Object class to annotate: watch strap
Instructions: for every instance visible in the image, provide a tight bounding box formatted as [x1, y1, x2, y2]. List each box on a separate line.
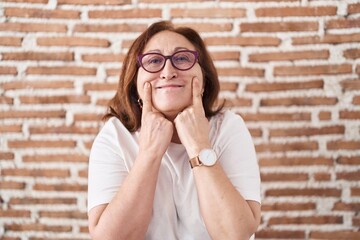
[189, 156, 202, 168]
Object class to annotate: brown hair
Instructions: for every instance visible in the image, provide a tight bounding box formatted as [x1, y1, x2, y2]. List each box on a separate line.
[104, 21, 223, 132]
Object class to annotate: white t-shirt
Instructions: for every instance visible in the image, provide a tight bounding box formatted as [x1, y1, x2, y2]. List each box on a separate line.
[88, 110, 261, 240]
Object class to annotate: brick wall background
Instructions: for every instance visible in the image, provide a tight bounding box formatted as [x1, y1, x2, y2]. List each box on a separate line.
[0, 0, 359, 239]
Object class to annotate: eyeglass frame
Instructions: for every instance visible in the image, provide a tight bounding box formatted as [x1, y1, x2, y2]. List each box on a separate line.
[137, 50, 199, 73]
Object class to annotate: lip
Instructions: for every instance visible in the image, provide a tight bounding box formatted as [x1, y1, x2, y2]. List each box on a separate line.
[155, 84, 184, 89]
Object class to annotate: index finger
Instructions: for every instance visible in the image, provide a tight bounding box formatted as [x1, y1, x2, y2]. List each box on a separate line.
[192, 77, 203, 108]
[142, 82, 152, 116]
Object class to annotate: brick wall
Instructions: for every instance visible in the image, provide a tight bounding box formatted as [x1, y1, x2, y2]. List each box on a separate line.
[0, 0, 359, 239]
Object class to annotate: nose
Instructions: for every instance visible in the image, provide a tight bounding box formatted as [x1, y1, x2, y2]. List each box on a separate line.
[160, 58, 177, 80]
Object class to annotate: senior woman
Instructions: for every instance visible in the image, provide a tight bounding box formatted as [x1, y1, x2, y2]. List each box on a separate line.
[87, 21, 261, 240]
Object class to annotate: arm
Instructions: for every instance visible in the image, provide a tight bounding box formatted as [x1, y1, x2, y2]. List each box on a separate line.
[88, 82, 173, 240]
[174, 78, 261, 239]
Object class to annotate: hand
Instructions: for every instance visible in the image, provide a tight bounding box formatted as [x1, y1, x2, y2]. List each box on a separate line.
[138, 82, 173, 160]
[174, 77, 211, 158]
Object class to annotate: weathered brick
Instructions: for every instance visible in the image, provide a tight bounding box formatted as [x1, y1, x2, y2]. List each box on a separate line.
[37, 37, 110, 47]
[171, 7, 246, 18]
[218, 67, 264, 77]
[222, 97, 252, 107]
[58, 0, 131, 5]
[1, 80, 74, 90]
[26, 66, 96, 75]
[4, 7, 80, 19]
[260, 97, 338, 106]
[292, 33, 360, 45]
[336, 170, 360, 181]
[2, 51, 74, 61]
[314, 172, 332, 181]
[337, 156, 360, 165]
[249, 50, 329, 62]
[326, 18, 360, 29]
[241, 21, 318, 32]
[1, 168, 70, 178]
[0, 209, 31, 218]
[33, 183, 87, 192]
[339, 110, 360, 119]
[3, 0, 47, 2]
[74, 23, 147, 33]
[210, 51, 240, 61]
[327, 140, 360, 150]
[0, 36, 22, 46]
[22, 154, 88, 163]
[269, 125, 345, 137]
[343, 48, 360, 59]
[0, 181, 26, 190]
[82, 53, 124, 63]
[261, 202, 316, 211]
[9, 197, 77, 205]
[353, 96, 360, 105]
[0, 124, 22, 133]
[341, 78, 360, 90]
[0, 110, 66, 119]
[265, 188, 341, 197]
[0, 22, 67, 32]
[259, 157, 333, 167]
[333, 202, 360, 212]
[220, 82, 238, 91]
[256, 141, 318, 152]
[348, 3, 360, 14]
[309, 231, 360, 239]
[0, 96, 14, 104]
[4, 223, 72, 232]
[175, 23, 233, 32]
[205, 36, 281, 46]
[19, 95, 91, 104]
[7, 140, 76, 148]
[0, 152, 15, 160]
[29, 125, 99, 134]
[261, 173, 308, 182]
[256, 6, 337, 17]
[89, 9, 161, 18]
[274, 64, 352, 76]
[318, 111, 332, 120]
[245, 79, 323, 92]
[256, 229, 305, 239]
[269, 216, 342, 225]
[242, 112, 311, 122]
[0, 66, 17, 75]
[39, 210, 87, 219]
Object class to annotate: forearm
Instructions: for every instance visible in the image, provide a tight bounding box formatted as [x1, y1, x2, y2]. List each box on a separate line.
[90, 154, 162, 240]
[193, 163, 260, 240]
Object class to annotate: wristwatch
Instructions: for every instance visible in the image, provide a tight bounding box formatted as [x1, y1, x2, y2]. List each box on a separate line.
[189, 148, 217, 168]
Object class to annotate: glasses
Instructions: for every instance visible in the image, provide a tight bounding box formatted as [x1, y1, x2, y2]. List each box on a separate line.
[138, 50, 199, 73]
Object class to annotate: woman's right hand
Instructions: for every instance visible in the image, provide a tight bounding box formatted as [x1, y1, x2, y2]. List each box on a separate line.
[138, 82, 173, 160]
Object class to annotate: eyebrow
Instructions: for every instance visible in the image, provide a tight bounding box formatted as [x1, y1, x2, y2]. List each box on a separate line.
[144, 47, 190, 54]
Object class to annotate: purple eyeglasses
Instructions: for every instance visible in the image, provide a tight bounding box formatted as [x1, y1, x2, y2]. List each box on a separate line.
[137, 50, 199, 73]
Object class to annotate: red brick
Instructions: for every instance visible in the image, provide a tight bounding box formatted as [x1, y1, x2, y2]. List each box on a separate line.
[218, 67, 264, 77]
[341, 79, 360, 90]
[344, 48, 360, 59]
[293, 33, 360, 45]
[82, 53, 124, 63]
[0, 124, 22, 133]
[73, 113, 103, 121]
[261, 173, 308, 182]
[175, 23, 233, 33]
[333, 202, 360, 212]
[337, 156, 360, 165]
[326, 18, 360, 29]
[259, 157, 333, 167]
[5, 223, 72, 232]
[9, 197, 77, 205]
[256, 229, 305, 239]
[0, 66, 17, 75]
[269, 125, 345, 137]
[222, 97, 252, 107]
[246, 79, 323, 92]
[340, 110, 360, 119]
[348, 3, 360, 14]
[3, 0, 47, 2]
[26, 66, 96, 76]
[241, 21, 318, 32]
[0, 36, 22, 46]
[1, 168, 70, 178]
[33, 183, 87, 192]
[29, 125, 99, 134]
[19, 95, 91, 104]
[0, 152, 15, 160]
[274, 64, 352, 76]
[269, 216, 342, 225]
[265, 188, 341, 197]
[7, 140, 76, 148]
[4, 7, 80, 19]
[260, 97, 337, 106]
[0, 181, 26, 190]
[337, 170, 360, 181]
[58, 0, 130, 5]
[310, 230, 360, 239]
[1, 80, 74, 90]
[0, 110, 66, 119]
[210, 51, 240, 61]
[171, 7, 246, 18]
[205, 36, 281, 46]
[0, 22, 67, 32]
[0, 96, 14, 104]
[37, 37, 110, 47]
[352, 188, 360, 196]
[78, 168, 88, 178]
[23, 154, 88, 163]
[74, 23, 147, 33]
[314, 172, 332, 181]
[327, 140, 360, 150]
[89, 9, 161, 18]
[0, 209, 31, 218]
[353, 216, 360, 227]
[2, 51, 73, 61]
[256, 141, 318, 152]
[249, 50, 329, 62]
[39, 210, 87, 219]
[106, 68, 121, 76]
[256, 6, 337, 17]
[219, 82, 238, 91]
[261, 202, 316, 211]
[318, 111, 332, 120]
[353, 96, 360, 105]
[242, 112, 311, 122]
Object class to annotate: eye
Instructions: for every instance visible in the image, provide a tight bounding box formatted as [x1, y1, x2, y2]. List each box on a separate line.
[143, 54, 164, 66]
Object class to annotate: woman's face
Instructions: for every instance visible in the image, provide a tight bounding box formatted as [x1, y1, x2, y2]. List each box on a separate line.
[136, 30, 204, 119]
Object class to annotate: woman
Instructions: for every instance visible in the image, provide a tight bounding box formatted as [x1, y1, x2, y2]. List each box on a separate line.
[88, 21, 261, 240]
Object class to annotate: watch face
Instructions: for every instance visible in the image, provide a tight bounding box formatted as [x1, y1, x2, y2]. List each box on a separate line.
[199, 149, 217, 166]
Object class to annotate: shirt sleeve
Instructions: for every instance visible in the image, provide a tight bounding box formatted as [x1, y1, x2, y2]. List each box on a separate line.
[213, 111, 261, 204]
[87, 118, 129, 212]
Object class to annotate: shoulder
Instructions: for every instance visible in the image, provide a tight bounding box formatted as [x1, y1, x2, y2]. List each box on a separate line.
[210, 110, 246, 130]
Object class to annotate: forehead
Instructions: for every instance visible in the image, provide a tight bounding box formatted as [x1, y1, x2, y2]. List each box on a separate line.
[143, 30, 196, 53]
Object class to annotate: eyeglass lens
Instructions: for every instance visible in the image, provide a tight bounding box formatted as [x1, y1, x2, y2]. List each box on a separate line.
[140, 51, 197, 73]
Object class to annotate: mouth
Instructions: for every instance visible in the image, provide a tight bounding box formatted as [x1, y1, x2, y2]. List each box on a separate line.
[155, 84, 184, 89]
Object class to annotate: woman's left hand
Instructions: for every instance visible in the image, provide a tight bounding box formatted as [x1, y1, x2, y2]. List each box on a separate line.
[174, 77, 211, 158]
